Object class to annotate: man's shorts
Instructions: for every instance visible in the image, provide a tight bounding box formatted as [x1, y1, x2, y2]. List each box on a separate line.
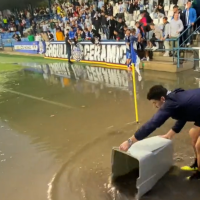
[126, 51, 131, 59]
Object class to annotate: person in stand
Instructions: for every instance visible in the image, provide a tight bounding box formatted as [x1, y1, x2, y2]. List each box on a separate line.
[91, 29, 101, 45]
[114, 18, 125, 40]
[12, 32, 21, 41]
[183, 1, 197, 46]
[92, 12, 101, 33]
[56, 28, 65, 41]
[108, 15, 116, 39]
[65, 29, 72, 63]
[127, 1, 134, 22]
[107, 3, 113, 16]
[161, 17, 171, 57]
[47, 31, 54, 41]
[101, 12, 109, 39]
[120, 85, 200, 180]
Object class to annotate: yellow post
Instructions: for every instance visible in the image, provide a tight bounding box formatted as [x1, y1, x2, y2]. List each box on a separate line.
[132, 63, 139, 123]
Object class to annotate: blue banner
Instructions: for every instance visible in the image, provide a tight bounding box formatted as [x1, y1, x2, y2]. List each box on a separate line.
[14, 41, 39, 54]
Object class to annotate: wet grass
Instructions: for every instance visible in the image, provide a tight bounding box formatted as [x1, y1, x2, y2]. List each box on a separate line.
[0, 63, 24, 72]
[0, 54, 66, 64]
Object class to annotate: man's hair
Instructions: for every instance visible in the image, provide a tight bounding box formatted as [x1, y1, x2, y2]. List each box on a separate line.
[150, 23, 155, 26]
[173, 5, 178, 9]
[163, 17, 168, 21]
[147, 85, 168, 100]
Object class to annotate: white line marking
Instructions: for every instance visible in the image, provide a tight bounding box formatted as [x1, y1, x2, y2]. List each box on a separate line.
[2, 89, 76, 109]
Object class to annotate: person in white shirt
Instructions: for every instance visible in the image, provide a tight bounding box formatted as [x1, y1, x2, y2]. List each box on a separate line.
[98, 0, 104, 10]
[169, 13, 184, 55]
[84, 15, 92, 29]
[162, 17, 171, 57]
[118, 1, 124, 19]
[42, 23, 49, 32]
[35, 33, 42, 41]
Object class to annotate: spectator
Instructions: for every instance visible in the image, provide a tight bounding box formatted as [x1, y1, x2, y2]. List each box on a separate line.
[92, 12, 101, 33]
[161, 17, 170, 57]
[12, 32, 21, 41]
[173, 5, 185, 23]
[101, 12, 109, 39]
[84, 28, 92, 40]
[35, 33, 42, 41]
[169, 13, 184, 54]
[42, 22, 48, 33]
[118, 1, 125, 19]
[108, 15, 116, 39]
[98, 0, 104, 10]
[107, 3, 113, 16]
[47, 31, 54, 41]
[149, 23, 163, 51]
[114, 18, 125, 40]
[28, 31, 35, 41]
[91, 29, 101, 45]
[183, 1, 197, 46]
[56, 28, 65, 41]
[85, 15, 92, 29]
[65, 29, 72, 63]
[32, 20, 37, 35]
[156, 4, 165, 15]
[153, 8, 165, 19]
[69, 27, 75, 39]
[50, 20, 56, 30]
[127, 1, 134, 21]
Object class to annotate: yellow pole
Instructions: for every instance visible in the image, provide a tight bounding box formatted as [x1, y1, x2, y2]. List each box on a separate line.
[132, 63, 139, 123]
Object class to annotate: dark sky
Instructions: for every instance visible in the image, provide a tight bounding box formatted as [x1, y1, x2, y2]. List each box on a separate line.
[0, 0, 46, 10]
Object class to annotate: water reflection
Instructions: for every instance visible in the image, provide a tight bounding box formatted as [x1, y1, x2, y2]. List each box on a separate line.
[0, 62, 200, 200]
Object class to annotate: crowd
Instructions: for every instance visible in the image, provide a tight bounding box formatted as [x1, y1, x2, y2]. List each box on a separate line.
[0, 0, 200, 61]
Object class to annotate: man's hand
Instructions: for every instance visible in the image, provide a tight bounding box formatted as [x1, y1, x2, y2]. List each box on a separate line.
[161, 37, 165, 41]
[191, 23, 194, 26]
[119, 141, 130, 152]
[119, 136, 138, 151]
[160, 129, 176, 140]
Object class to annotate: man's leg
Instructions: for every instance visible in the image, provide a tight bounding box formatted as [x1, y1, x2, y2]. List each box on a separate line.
[181, 127, 199, 171]
[195, 136, 200, 171]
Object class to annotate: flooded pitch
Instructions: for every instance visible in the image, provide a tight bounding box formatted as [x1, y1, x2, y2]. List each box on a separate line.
[0, 60, 200, 200]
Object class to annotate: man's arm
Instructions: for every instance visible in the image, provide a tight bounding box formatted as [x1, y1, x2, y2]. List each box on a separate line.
[192, 8, 197, 23]
[134, 108, 171, 141]
[172, 120, 187, 133]
[178, 20, 184, 32]
[120, 108, 172, 151]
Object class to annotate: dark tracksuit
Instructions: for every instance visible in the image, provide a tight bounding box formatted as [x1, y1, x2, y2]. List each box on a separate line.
[135, 88, 200, 140]
[65, 34, 71, 62]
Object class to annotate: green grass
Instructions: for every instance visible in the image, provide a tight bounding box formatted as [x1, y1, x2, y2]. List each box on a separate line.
[0, 63, 24, 72]
[0, 53, 66, 64]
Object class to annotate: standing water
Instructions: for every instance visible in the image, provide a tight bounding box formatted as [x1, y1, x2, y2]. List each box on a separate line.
[0, 59, 200, 200]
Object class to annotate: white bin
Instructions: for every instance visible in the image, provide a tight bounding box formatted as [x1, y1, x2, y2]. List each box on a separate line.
[111, 136, 173, 199]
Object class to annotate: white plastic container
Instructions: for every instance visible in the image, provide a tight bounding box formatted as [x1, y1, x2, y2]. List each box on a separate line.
[111, 136, 173, 199]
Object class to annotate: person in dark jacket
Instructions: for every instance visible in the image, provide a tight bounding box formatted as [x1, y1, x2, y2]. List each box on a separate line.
[101, 12, 109, 39]
[91, 29, 101, 45]
[92, 12, 101, 33]
[107, 3, 113, 16]
[65, 29, 72, 63]
[127, 1, 134, 21]
[108, 15, 116, 39]
[120, 85, 200, 180]
[114, 18, 125, 40]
